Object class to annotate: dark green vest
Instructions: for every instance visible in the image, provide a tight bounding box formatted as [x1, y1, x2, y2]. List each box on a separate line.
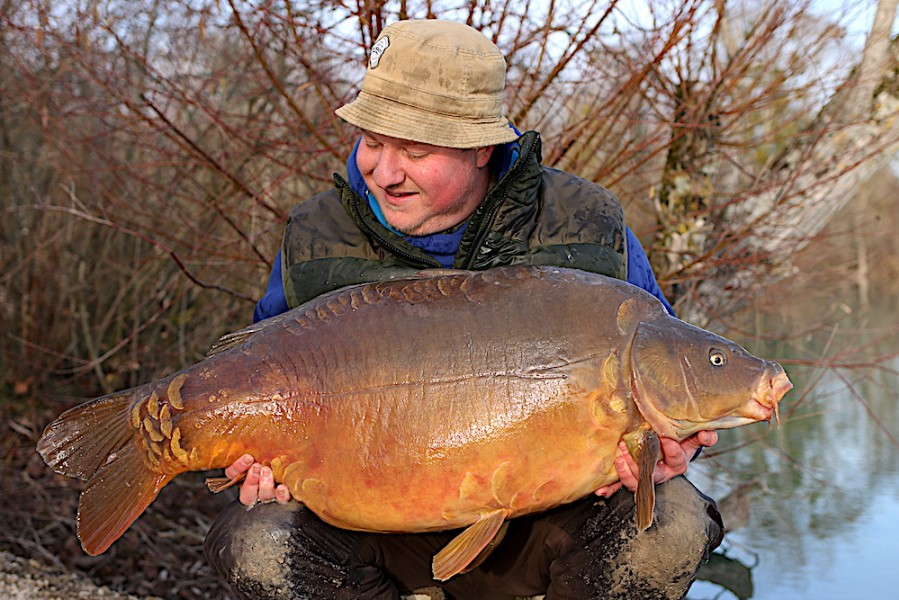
[281, 131, 627, 308]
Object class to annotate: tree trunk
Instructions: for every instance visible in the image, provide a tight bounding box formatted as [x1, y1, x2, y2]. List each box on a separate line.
[679, 1, 899, 325]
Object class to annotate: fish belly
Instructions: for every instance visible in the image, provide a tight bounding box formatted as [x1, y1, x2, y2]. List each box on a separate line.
[272, 381, 629, 533]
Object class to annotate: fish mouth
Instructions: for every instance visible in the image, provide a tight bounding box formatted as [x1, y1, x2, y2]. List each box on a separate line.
[748, 368, 793, 426]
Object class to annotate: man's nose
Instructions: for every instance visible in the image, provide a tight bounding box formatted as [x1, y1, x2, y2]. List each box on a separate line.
[372, 147, 405, 188]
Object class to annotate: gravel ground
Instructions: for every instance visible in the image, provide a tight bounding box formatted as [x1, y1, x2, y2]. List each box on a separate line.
[0, 551, 154, 600]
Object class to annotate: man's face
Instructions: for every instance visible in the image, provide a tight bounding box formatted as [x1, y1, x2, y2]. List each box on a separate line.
[356, 131, 495, 236]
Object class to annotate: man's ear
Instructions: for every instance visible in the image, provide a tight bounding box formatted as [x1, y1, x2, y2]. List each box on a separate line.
[476, 145, 496, 168]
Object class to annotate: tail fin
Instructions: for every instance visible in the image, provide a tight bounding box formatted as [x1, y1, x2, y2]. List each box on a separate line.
[38, 391, 137, 480]
[77, 440, 172, 555]
[37, 390, 173, 555]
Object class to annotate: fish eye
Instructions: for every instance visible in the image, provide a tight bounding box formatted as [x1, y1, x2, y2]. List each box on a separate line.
[709, 349, 727, 367]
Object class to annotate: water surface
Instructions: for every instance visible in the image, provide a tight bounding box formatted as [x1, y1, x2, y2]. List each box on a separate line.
[688, 296, 899, 599]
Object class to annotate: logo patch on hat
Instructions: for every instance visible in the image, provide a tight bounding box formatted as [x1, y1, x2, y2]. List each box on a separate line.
[369, 37, 390, 70]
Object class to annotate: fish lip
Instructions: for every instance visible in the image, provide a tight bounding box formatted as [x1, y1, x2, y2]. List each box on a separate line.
[772, 370, 794, 401]
[750, 398, 774, 421]
[750, 369, 792, 425]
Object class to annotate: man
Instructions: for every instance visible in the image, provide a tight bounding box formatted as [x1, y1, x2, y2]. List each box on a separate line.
[205, 19, 722, 600]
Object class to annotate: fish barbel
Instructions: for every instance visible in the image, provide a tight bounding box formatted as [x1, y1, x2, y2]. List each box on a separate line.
[37, 265, 791, 580]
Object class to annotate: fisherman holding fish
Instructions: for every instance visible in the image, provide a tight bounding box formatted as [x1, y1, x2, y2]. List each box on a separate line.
[39, 16, 792, 599]
[205, 19, 724, 600]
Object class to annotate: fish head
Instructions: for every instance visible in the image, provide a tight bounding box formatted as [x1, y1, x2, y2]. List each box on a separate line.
[629, 316, 792, 440]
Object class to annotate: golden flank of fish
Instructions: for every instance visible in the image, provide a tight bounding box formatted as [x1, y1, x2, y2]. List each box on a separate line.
[37, 266, 792, 581]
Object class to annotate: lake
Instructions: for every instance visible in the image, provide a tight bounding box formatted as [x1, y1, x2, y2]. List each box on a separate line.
[687, 293, 899, 600]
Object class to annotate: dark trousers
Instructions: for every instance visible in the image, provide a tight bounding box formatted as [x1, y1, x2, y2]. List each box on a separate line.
[205, 477, 722, 600]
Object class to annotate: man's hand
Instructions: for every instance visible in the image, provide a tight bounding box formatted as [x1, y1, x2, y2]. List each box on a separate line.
[594, 430, 718, 497]
[226, 454, 291, 506]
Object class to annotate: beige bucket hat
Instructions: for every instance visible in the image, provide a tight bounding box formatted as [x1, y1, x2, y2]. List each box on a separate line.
[335, 19, 519, 149]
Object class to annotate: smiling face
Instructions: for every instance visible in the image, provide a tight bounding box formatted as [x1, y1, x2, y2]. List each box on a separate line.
[356, 131, 495, 236]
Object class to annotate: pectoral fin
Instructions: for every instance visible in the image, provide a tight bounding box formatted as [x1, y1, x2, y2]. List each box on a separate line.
[623, 425, 661, 532]
[205, 472, 246, 493]
[432, 509, 508, 581]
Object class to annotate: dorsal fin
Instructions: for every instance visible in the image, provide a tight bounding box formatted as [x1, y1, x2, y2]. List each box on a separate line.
[206, 270, 474, 358]
[412, 268, 472, 278]
[205, 313, 291, 357]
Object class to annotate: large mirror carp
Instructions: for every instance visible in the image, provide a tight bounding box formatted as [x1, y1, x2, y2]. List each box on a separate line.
[38, 265, 791, 580]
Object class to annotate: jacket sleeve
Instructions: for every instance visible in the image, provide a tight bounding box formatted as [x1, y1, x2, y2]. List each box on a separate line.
[624, 227, 675, 316]
[253, 250, 290, 323]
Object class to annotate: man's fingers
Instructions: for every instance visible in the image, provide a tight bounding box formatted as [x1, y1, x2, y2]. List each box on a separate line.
[225, 454, 255, 480]
[595, 481, 624, 497]
[662, 437, 688, 467]
[651, 440, 684, 483]
[275, 484, 291, 504]
[257, 466, 277, 502]
[612, 432, 719, 492]
[614, 450, 639, 492]
[238, 463, 262, 506]
[681, 430, 719, 456]
[236, 463, 290, 506]
[681, 436, 702, 457]
[699, 430, 718, 447]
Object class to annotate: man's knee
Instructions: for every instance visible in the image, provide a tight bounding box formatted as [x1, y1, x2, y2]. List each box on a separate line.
[652, 476, 724, 555]
[205, 500, 401, 599]
[548, 477, 722, 600]
[598, 477, 722, 598]
[205, 500, 302, 599]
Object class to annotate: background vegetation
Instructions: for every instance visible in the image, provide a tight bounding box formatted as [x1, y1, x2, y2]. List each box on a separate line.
[1, 0, 897, 597]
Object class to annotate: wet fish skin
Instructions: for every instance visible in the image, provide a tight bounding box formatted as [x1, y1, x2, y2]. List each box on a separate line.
[36, 265, 791, 580]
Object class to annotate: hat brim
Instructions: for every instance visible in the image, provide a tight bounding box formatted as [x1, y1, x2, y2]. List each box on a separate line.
[336, 91, 519, 149]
